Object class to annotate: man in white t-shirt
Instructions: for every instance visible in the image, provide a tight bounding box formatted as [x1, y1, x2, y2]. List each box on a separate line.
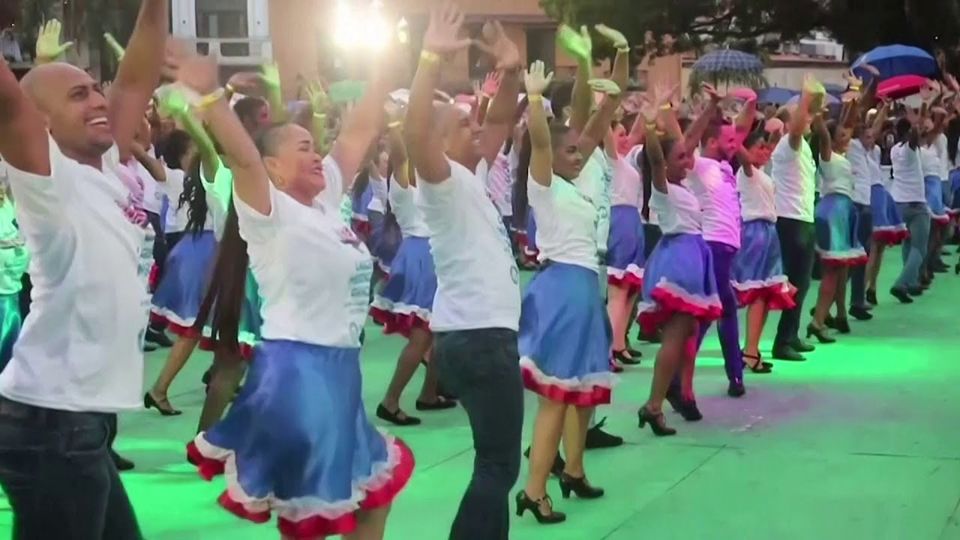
[0, 3, 167, 537]
[405, 11, 524, 540]
[770, 85, 823, 361]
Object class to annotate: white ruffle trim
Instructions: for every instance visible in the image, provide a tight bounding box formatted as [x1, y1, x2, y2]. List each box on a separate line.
[637, 278, 721, 314]
[816, 246, 867, 261]
[606, 264, 644, 280]
[193, 428, 402, 522]
[352, 213, 369, 222]
[369, 296, 431, 322]
[731, 275, 791, 292]
[873, 224, 907, 232]
[519, 357, 618, 391]
[150, 306, 197, 329]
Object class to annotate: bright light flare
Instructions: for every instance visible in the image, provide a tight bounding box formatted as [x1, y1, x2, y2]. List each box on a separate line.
[332, 0, 396, 51]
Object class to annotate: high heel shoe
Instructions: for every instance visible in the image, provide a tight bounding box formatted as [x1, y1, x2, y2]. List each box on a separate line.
[144, 392, 182, 416]
[515, 491, 566, 524]
[559, 473, 604, 499]
[806, 323, 836, 344]
[865, 289, 878, 306]
[825, 316, 851, 334]
[665, 386, 702, 421]
[613, 349, 641, 366]
[742, 351, 772, 374]
[637, 406, 677, 436]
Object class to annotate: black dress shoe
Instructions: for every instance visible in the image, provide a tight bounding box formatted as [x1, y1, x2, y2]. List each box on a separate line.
[907, 286, 924, 297]
[665, 386, 702, 421]
[375, 404, 421, 426]
[142, 342, 158, 353]
[788, 339, 815, 353]
[890, 287, 914, 303]
[727, 379, 745, 398]
[826, 316, 851, 334]
[415, 397, 457, 411]
[771, 345, 806, 362]
[524, 446, 566, 477]
[848, 306, 873, 321]
[111, 450, 135, 472]
[866, 289, 878, 305]
[584, 417, 623, 449]
[806, 323, 836, 344]
[637, 406, 677, 436]
[145, 327, 174, 348]
[559, 473, 604, 499]
[515, 491, 566, 524]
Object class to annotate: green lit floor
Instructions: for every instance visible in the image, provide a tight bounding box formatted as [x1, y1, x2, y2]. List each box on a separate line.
[3, 251, 960, 539]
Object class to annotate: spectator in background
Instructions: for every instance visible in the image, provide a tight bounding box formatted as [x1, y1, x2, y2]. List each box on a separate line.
[0, 27, 22, 64]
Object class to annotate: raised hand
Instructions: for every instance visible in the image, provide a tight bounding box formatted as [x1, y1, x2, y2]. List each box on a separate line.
[803, 73, 826, 96]
[36, 19, 74, 62]
[920, 79, 940, 103]
[557, 24, 592, 64]
[261, 62, 281, 90]
[177, 52, 220, 96]
[155, 85, 190, 118]
[844, 70, 864, 89]
[226, 72, 263, 95]
[104, 33, 125, 61]
[945, 73, 960, 93]
[701, 82, 723, 103]
[423, 2, 471, 56]
[474, 21, 521, 71]
[481, 71, 502, 97]
[594, 24, 628, 51]
[304, 81, 331, 115]
[652, 82, 679, 110]
[523, 60, 554, 97]
[589, 78, 621, 97]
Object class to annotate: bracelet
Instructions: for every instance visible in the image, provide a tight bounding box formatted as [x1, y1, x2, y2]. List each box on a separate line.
[225, 83, 236, 94]
[313, 112, 327, 119]
[850, 85, 861, 92]
[528, 94, 543, 103]
[387, 120, 402, 129]
[645, 121, 657, 129]
[197, 88, 226, 110]
[659, 103, 672, 111]
[616, 46, 630, 53]
[420, 50, 441, 65]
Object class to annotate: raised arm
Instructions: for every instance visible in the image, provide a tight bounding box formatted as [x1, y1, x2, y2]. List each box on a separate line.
[812, 112, 832, 162]
[405, 3, 472, 183]
[524, 61, 554, 187]
[109, 0, 169, 159]
[177, 53, 270, 214]
[684, 84, 721, 153]
[475, 21, 523, 165]
[789, 75, 824, 151]
[385, 103, 409, 188]
[735, 144, 755, 178]
[132, 141, 167, 182]
[156, 86, 220, 181]
[557, 25, 593, 132]
[0, 59, 49, 174]
[34, 20, 74, 65]
[303, 81, 332, 154]
[578, 80, 622, 158]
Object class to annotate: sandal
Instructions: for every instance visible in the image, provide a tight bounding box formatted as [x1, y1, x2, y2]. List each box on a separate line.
[376, 404, 422, 426]
[415, 396, 458, 411]
[742, 351, 772, 374]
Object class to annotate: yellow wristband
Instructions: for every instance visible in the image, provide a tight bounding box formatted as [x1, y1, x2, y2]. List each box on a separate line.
[645, 121, 657, 129]
[528, 94, 543, 103]
[850, 85, 861, 92]
[197, 88, 226, 110]
[420, 50, 441, 65]
[388, 121, 402, 129]
[225, 83, 236, 94]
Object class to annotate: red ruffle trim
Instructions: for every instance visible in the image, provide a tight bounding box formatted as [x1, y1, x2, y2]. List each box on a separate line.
[607, 273, 643, 293]
[369, 306, 430, 339]
[150, 314, 254, 360]
[637, 287, 723, 336]
[198, 336, 254, 361]
[734, 283, 797, 311]
[148, 263, 160, 292]
[872, 228, 909, 246]
[932, 214, 952, 225]
[516, 233, 539, 266]
[820, 254, 869, 268]
[520, 366, 612, 407]
[188, 439, 415, 539]
[351, 219, 371, 241]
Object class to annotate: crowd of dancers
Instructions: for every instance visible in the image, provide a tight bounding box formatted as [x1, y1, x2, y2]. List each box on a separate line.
[0, 1, 959, 539]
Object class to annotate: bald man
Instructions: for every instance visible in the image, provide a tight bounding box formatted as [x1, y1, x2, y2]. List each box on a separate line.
[0, 2, 167, 538]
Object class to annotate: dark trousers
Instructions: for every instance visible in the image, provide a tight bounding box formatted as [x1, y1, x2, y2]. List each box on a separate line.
[0, 397, 142, 539]
[775, 217, 816, 347]
[643, 223, 662, 259]
[18, 274, 31, 319]
[849, 204, 873, 308]
[434, 328, 523, 540]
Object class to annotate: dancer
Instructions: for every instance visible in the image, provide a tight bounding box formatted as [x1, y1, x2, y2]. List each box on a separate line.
[370, 110, 454, 426]
[0, 1, 166, 535]
[178, 40, 412, 538]
[0, 176, 28, 372]
[635, 91, 722, 436]
[733, 129, 795, 373]
[921, 112, 951, 283]
[406, 5, 524, 539]
[890, 100, 933, 303]
[770, 77, 825, 361]
[515, 60, 617, 525]
[808, 102, 869, 342]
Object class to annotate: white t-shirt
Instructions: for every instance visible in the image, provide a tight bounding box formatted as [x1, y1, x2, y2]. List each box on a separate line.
[485, 149, 513, 217]
[138, 162, 164, 214]
[610, 148, 643, 207]
[771, 136, 816, 222]
[367, 174, 388, 214]
[417, 159, 520, 332]
[1, 137, 146, 412]
[389, 178, 429, 238]
[737, 166, 776, 223]
[685, 156, 740, 248]
[201, 158, 233, 240]
[236, 156, 372, 348]
[650, 183, 702, 235]
[890, 143, 927, 203]
[846, 139, 873, 205]
[819, 153, 856, 198]
[161, 168, 190, 233]
[577, 149, 612, 252]
[528, 176, 599, 272]
[936, 133, 950, 180]
[920, 144, 942, 179]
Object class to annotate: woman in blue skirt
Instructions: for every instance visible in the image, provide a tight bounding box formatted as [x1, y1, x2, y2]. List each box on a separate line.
[515, 61, 616, 525]
[809, 111, 868, 342]
[370, 123, 454, 426]
[635, 98, 722, 437]
[920, 135, 950, 282]
[732, 131, 795, 373]
[179, 53, 411, 539]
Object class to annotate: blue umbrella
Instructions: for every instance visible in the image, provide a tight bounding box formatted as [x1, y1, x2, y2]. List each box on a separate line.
[689, 49, 766, 90]
[757, 87, 797, 105]
[852, 44, 937, 81]
[786, 93, 840, 106]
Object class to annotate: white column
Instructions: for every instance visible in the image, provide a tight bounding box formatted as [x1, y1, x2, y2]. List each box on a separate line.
[171, 0, 197, 38]
[248, 0, 271, 59]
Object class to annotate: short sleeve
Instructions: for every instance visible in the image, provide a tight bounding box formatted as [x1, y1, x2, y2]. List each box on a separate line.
[526, 177, 555, 213]
[314, 156, 345, 210]
[160, 168, 185, 199]
[4, 136, 72, 237]
[201, 157, 234, 210]
[234, 180, 281, 245]
[416, 162, 460, 210]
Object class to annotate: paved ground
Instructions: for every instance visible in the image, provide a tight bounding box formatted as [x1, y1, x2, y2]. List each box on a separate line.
[2, 250, 959, 539]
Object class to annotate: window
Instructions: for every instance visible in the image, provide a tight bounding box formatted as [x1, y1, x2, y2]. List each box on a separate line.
[526, 28, 556, 72]
[196, 0, 249, 56]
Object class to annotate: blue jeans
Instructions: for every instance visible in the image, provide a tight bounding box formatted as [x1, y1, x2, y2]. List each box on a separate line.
[894, 202, 931, 290]
[849, 204, 873, 307]
[434, 328, 523, 540]
[0, 397, 142, 539]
